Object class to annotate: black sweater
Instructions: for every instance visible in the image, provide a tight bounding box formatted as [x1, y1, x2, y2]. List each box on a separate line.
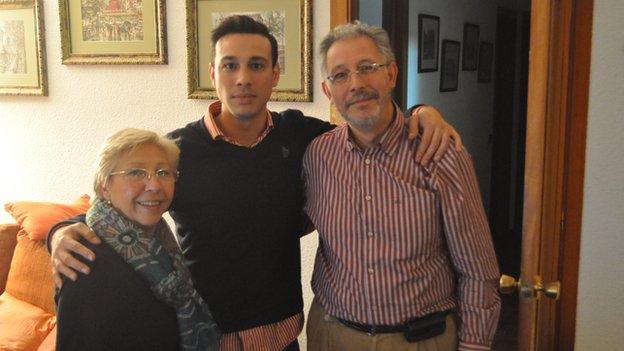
[55, 239, 180, 351]
[167, 110, 332, 332]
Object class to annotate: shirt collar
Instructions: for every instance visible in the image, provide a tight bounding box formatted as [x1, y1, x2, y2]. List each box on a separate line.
[203, 101, 274, 146]
[343, 102, 405, 156]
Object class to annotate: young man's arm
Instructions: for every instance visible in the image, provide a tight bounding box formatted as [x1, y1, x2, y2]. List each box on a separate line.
[300, 105, 462, 166]
[46, 216, 100, 288]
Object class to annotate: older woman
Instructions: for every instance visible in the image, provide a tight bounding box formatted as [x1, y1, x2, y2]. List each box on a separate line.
[55, 128, 220, 351]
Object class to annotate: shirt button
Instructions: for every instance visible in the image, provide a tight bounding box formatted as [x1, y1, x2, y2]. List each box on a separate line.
[365, 158, 371, 165]
[368, 268, 374, 274]
[367, 232, 374, 238]
[365, 195, 372, 201]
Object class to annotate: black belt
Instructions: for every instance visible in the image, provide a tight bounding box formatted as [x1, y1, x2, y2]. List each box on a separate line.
[336, 310, 451, 337]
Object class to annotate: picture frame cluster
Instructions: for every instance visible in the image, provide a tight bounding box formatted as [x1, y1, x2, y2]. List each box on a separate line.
[0, 0, 312, 101]
[417, 13, 494, 92]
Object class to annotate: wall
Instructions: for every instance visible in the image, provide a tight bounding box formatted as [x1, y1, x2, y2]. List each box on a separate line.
[575, 1, 624, 349]
[0, 0, 331, 348]
[404, 0, 529, 209]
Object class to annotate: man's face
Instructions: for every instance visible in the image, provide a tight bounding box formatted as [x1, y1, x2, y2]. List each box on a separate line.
[210, 33, 280, 121]
[322, 36, 397, 129]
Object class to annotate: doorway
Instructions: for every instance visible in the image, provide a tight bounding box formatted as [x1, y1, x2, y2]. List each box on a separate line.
[357, 1, 531, 347]
[331, 0, 592, 349]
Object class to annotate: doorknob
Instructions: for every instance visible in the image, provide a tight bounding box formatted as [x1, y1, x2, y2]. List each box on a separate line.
[499, 274, 561, 300]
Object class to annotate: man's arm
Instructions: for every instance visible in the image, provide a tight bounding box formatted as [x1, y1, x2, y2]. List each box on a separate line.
[408, 105, 462, 165]
[298, 104, 462, 165]
[432, 147, 501, 351]
[46, 216, 100, 288]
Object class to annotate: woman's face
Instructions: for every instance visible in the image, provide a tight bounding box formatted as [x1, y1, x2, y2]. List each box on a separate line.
[102, 143, 176, 234]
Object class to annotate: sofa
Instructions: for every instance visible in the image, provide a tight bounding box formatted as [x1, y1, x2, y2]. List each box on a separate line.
[0, 195, 90, 351]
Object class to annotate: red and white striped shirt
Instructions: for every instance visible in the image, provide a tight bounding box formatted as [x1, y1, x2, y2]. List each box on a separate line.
[303, 106, 500, 350]
[204, 101, 302, 351]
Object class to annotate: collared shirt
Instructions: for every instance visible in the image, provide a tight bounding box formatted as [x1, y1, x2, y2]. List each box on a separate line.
[204, 101, 274, 148]
[204, 100, 302, 351]
[303, 105, 501, 350]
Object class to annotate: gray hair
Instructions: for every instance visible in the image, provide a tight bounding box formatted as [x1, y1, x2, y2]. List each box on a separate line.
[92, 128, 180, 199]
[319, 21, 396, 75]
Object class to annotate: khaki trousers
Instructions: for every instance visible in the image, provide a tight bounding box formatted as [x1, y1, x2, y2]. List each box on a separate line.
[306, 298, 458, 351]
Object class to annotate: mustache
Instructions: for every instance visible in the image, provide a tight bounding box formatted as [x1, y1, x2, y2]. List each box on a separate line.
[347, 89, 380, 107]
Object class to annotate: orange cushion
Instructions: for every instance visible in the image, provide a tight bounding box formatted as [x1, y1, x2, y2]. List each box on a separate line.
[0, 224, 19, 294]
[4, 232, 56, 314]
[4, 195, 90, 241]
[35, 325, 55, 351]
[0, 292, 56, 351]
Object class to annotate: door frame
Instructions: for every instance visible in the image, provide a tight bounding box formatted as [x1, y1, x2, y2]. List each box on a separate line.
[329, 1, 592, 349]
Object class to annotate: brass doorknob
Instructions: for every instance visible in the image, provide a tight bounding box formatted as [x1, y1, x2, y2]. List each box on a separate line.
[535, 278, 561, 300]
[499, 274, 520, 294]
[499, 274, 561, 300]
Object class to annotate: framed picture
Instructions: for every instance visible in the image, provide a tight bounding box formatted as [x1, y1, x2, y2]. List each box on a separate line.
[478, 41, 494, 83]
[440, 40, 460, 92]
[462, 23, 479, 71]
[417, 14, 439, 73]
[58, 0, 167, 64]
[186, 0, 312, 102]
[0, 0, 47, 96]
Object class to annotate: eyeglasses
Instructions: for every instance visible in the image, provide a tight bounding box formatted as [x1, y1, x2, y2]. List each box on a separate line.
[325, 63, 390, 84]
[109, 168, 179, 183]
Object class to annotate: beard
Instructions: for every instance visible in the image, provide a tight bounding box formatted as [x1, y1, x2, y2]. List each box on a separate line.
[342, 89, 382, 129]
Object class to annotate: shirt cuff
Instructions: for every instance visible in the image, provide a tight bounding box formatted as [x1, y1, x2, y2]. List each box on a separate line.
[458, 341, 492, 351]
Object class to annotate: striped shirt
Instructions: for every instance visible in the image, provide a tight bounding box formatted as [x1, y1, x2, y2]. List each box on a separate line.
[302, 106, 501, 350]
[205, 101, 303, 351]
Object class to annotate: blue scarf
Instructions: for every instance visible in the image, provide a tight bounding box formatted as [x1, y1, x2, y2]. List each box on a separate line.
[86, 197, 221, 350]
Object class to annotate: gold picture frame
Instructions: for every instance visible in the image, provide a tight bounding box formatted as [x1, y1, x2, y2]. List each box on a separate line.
[59, 0, 167, 65]
[0, 0, 48, 96]
[186, 0, 312, 102]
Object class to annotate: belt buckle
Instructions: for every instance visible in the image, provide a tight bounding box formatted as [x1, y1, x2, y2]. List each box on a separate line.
[367, 325, 376, 336]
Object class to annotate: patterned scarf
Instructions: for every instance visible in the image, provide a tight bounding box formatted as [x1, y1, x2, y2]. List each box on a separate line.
[86, 197, 221, 350]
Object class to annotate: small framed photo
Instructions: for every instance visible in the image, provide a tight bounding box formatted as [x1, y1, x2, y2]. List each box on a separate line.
[440, 40, 460, 92]
[462, 23, 479, 71]
[417, 14, 439, 73]
[58, 0, 167, 65]
[0, 0, 47, 96]
[186, 0, 312, 102]
[478, 41, 494, 83]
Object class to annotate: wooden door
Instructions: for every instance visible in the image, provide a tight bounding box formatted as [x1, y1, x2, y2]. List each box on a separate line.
[329, 0, 593, 349]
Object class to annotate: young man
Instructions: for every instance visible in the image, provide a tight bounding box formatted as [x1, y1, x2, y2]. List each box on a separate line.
[48, 16, 460, 351]
[304, 22, 500, 351]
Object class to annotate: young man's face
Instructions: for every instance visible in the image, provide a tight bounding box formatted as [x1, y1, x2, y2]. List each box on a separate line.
[210, 33, 280, 121]
[322, 36, 397, 130]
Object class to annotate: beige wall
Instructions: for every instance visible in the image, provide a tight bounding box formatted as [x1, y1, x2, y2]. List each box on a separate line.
[575, 1, 624, 350]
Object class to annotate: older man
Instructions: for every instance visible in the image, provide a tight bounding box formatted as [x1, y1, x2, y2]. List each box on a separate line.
[304, 22, 500, 351]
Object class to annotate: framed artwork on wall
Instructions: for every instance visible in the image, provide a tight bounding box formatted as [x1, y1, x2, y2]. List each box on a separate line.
[58, 0, 167, 64]
[440, 40, 460, 92]
[417, 14, 439, 73]
[478, 41, 494, 83]
[0, 0, 47, 96]
[462, 22, 479, 71]
[186, 0, 312, 102]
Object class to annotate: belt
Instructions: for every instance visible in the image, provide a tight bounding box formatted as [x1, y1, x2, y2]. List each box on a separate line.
[336, 310, 451, 336]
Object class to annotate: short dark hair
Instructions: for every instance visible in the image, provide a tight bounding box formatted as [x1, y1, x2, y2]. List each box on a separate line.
[211, 15, 279, 67]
